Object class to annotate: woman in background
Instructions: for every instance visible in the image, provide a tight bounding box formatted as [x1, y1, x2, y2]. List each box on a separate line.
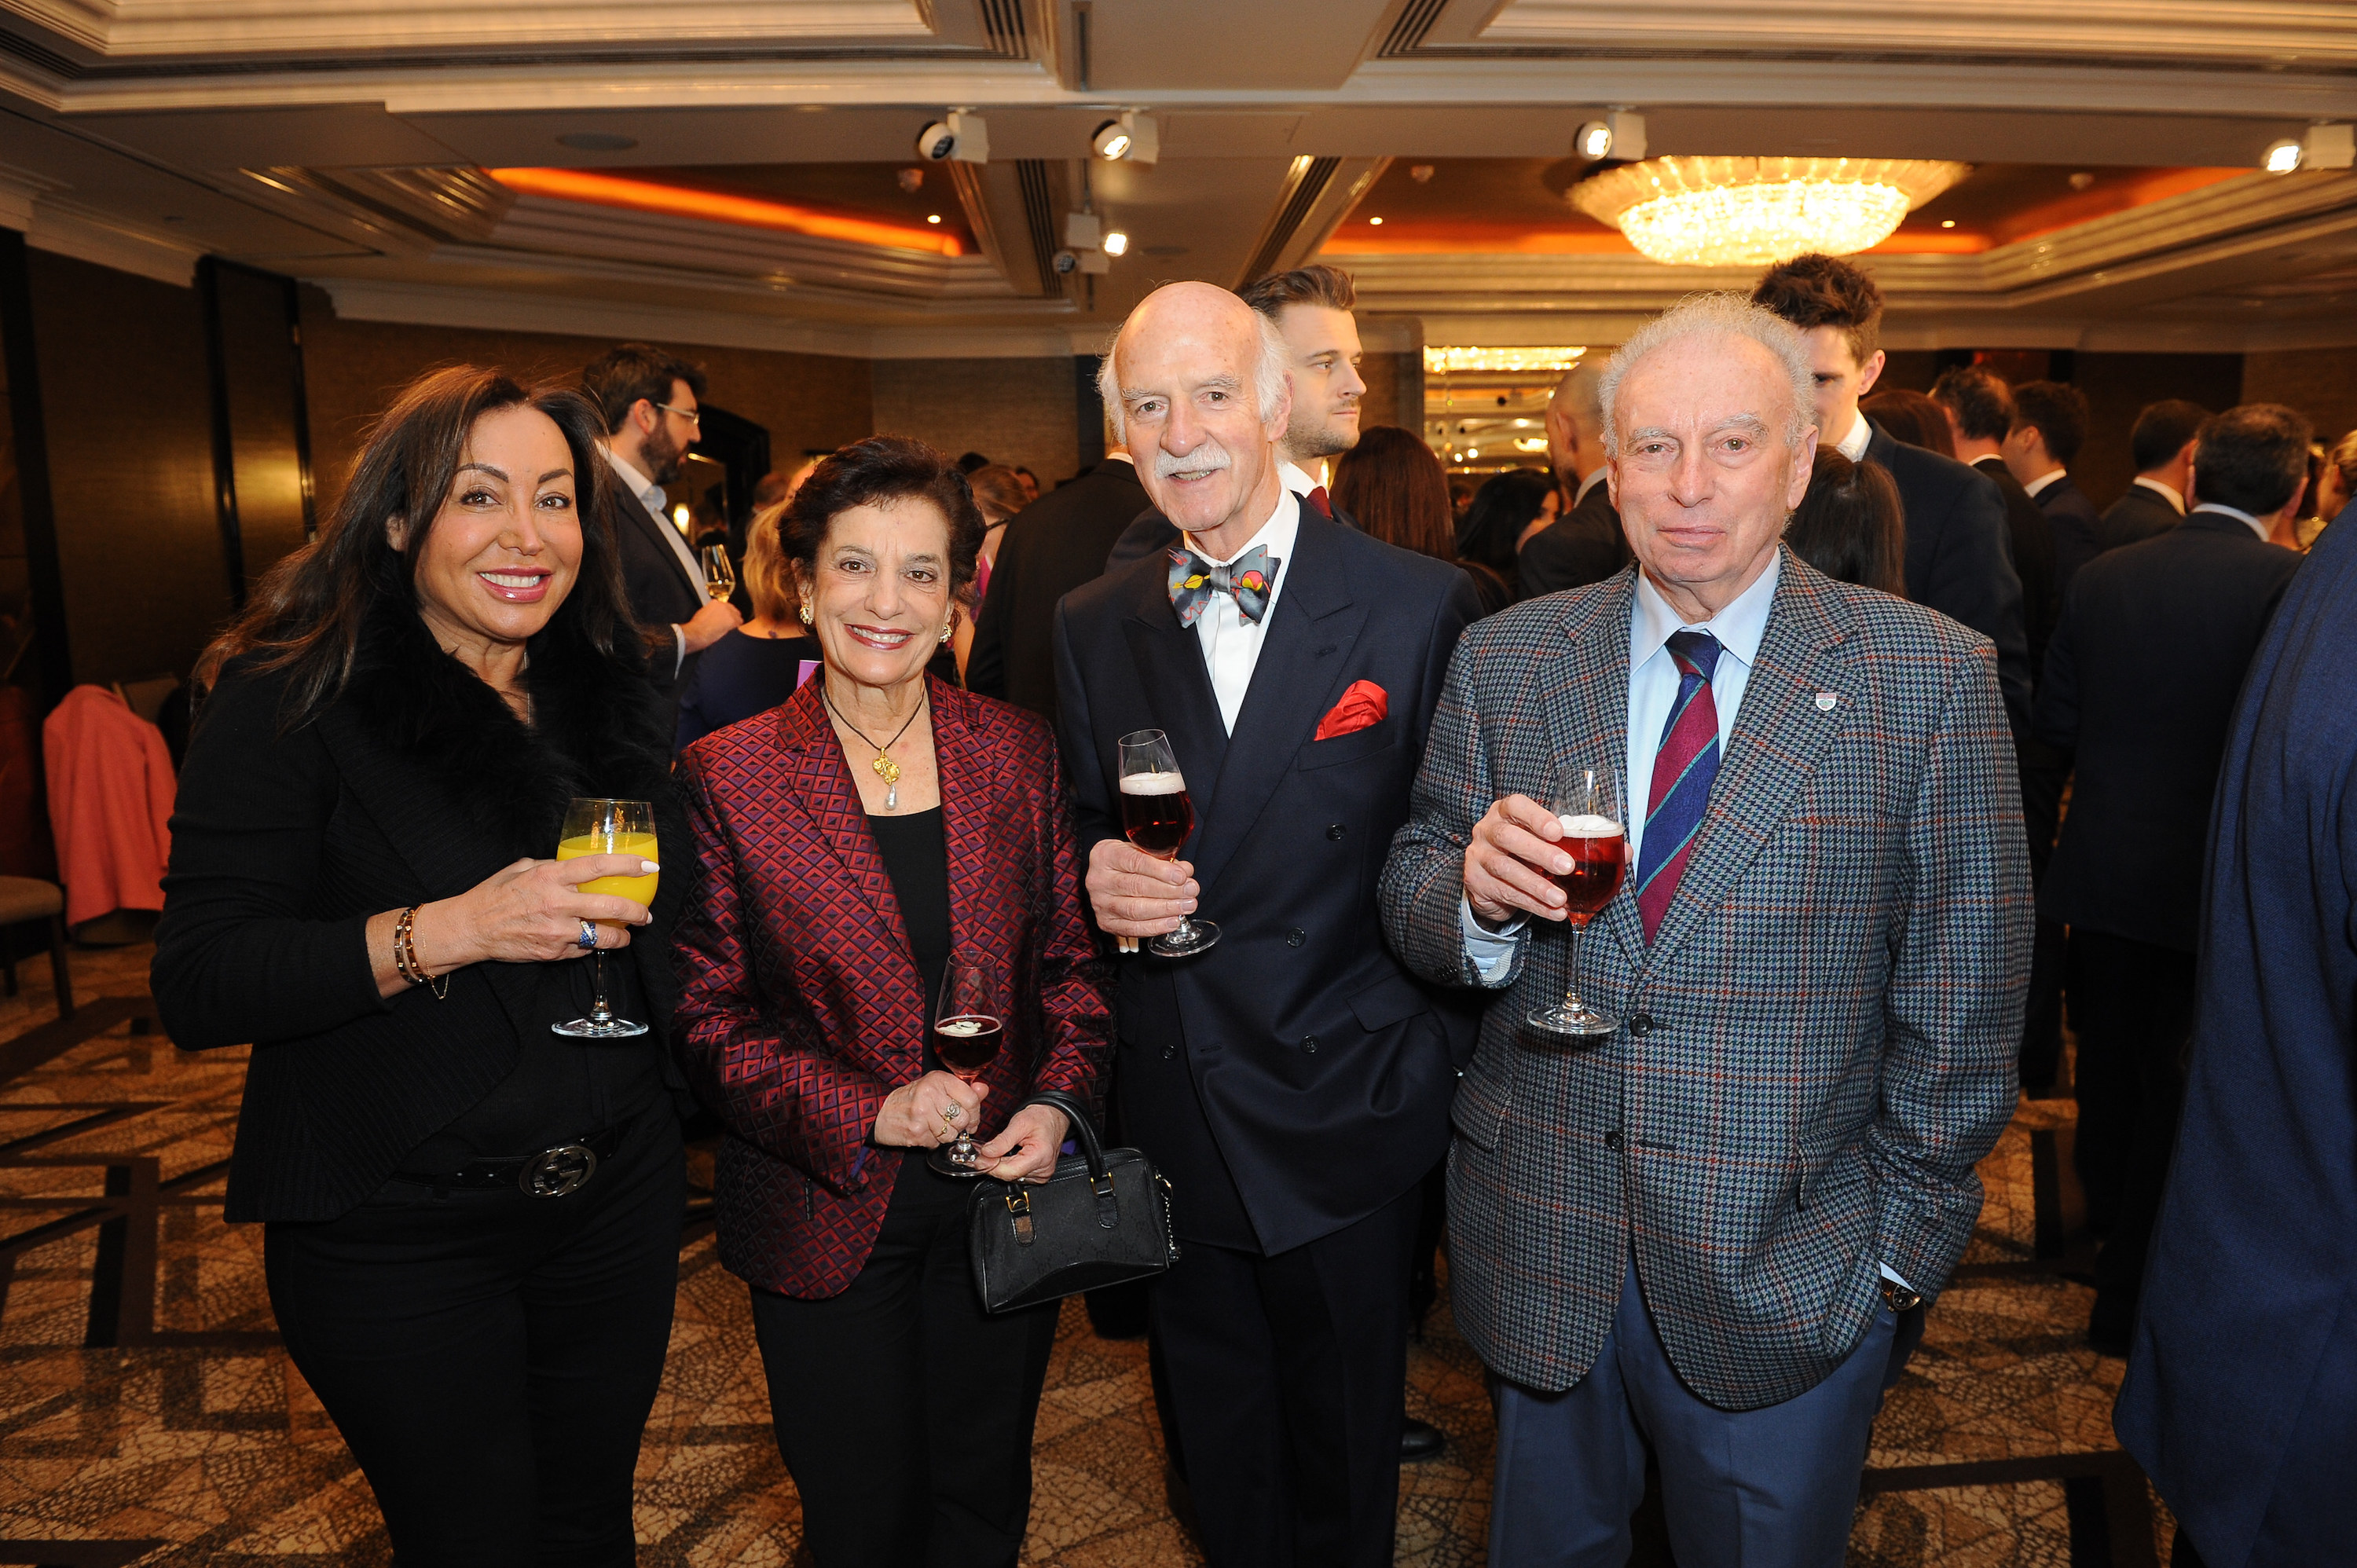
[675, 497, 823, 751]
[1332, 425, 1511, 616]
[1787, 448, 1908, 595]
[1861, 387, 1958, 459]
[1454, 467, 1556, 603]
[954, 463, 1030, 679]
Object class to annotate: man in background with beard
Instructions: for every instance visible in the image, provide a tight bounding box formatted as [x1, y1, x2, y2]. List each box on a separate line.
[581, 343, 742, 728]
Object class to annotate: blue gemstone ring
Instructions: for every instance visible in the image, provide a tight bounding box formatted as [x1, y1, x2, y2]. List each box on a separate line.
[577, 920, 598, 951]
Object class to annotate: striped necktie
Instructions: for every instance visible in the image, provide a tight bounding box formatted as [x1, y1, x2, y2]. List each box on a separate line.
[1634, 629, 1723, 942]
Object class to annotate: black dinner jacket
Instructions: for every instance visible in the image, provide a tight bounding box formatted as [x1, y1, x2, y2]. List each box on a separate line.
[1052, 507, 1483, 1255]
[966, 457, 1152, 723]
[1971, 455, 2061, 693]
[1515, 474, 1628, 600]
[2099, 482, 2183, 552]
[609, 474, 706, 700]
[2034, 509, 2303, 952]
[152, 607, 688, 1223]
[2037, 474, 2108, 603]
[1864, 420, 2032, 732]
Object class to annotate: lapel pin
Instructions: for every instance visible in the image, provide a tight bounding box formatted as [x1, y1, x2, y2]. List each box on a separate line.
[1815, 692, 1839, 712]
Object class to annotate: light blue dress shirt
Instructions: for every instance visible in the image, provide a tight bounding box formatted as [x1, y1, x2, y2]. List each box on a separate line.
[1461, 552, 1780, 978]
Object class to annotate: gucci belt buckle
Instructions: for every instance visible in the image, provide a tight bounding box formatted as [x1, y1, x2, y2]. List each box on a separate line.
[521, 1142, 598, 1198]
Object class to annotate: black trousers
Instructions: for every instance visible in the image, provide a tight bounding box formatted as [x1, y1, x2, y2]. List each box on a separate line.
[2018, 745, 2068, 1090]
[750, 1152, 1061, 1568]
[2065, 929, 2195, 1307]
[1150, 1181, 1421, 1568]
[264, 1103, 685, 1567]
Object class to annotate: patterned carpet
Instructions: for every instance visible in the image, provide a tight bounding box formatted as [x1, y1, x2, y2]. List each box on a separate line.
[0, 948, 2172, 1566]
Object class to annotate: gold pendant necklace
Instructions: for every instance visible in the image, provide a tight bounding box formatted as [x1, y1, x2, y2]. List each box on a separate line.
[823, 683, 926, 811]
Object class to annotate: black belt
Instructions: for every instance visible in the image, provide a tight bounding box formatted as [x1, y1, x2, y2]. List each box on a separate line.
[391, 1123, 628, 1199]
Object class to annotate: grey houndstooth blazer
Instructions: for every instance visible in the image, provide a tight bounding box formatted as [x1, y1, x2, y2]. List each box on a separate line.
[1379, 550, 2029, 1410]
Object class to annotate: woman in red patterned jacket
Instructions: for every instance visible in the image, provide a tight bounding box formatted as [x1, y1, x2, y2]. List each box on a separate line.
[670, 435, 1110, 1568]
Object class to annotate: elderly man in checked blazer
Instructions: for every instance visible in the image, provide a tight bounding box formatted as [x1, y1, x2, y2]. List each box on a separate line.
[1380, 295, 2029, 1566]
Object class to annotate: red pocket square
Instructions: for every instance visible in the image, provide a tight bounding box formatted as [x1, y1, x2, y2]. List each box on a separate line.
[1315, 680, 1390, 741]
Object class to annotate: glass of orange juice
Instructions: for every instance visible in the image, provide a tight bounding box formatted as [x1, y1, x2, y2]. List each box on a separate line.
[553, 797, 658, 1039]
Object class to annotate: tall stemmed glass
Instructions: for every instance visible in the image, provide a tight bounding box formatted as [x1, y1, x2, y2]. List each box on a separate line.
[1524, 764, 1626, 1038]
[553, 797, 658, 1039]
[926, 956, 1004, 1177]
[1118, 729, 1219, 957]
[700, 544, 737, 603]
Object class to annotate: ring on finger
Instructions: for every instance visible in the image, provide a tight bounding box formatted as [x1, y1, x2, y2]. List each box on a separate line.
[941, 1103, 962, 1123]
[577, 919, 598, 951]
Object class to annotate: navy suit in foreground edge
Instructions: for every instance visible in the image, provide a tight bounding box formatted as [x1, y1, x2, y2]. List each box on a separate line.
[2116, 511, 2355, 1568]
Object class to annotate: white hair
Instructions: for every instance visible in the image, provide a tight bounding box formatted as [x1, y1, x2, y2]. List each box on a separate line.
[1598, 293, 1816, 456]
[1096, 302, 1289, 443]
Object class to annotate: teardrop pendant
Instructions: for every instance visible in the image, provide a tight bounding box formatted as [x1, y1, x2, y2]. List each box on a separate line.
[885, 778, 899, 811]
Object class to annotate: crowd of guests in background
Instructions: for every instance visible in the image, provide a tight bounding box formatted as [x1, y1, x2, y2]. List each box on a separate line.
[152, 247, 2356, 1568]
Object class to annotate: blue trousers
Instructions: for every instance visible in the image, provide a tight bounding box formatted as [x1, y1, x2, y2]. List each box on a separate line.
[1488, 1261, 1897, 1568]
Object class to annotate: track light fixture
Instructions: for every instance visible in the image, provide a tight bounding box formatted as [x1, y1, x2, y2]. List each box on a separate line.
[1092, 112, 1160, 165]
[915, 111, 989, 163]
[1574, 111, 1647, 163]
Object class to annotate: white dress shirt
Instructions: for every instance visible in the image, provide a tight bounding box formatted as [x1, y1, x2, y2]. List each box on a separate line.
[2191, 502, 2271, 541]
[1831, 411, 1873, 463]
[604, 447, 700, 675]
[2133, 475, 2187, 514]
[1280, 460, 1320, 498]
[2022, 468, 2068, 500]
[1571, 467, 1611, 506]
[1183, 488, 1302, 734]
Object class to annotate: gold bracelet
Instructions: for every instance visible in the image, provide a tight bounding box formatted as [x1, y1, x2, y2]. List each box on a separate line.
[394, 905, 449, 1000]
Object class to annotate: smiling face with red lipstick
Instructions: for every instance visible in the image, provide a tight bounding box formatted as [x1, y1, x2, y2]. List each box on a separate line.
[399, 402, 584, 669]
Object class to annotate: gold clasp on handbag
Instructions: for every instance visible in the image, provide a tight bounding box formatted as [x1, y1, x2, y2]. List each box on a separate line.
[1006, 1188, 1034, 1245]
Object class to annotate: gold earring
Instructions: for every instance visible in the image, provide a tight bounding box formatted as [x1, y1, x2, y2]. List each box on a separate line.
[799, 603, 813, 625]
[939, 623, 953, 643]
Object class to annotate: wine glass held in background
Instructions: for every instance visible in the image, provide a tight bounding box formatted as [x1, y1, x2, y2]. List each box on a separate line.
[553, 797, 658, 1039]
[1525, 763, 1626, 1039]
[700, 544, 737, 603]
[926, 956, 1005, 1178]
[1118, 727, 1219, 958]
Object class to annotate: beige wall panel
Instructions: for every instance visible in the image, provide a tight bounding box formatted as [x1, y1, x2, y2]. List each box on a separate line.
[871, 357, 1080, 485]
[2243, 348, 2357, 452]
[296, 288, 875, 517]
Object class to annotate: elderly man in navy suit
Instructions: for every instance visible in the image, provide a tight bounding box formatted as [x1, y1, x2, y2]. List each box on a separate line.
[1382, 295, 2028, 1566]
[1054, 281, 1480, 1566]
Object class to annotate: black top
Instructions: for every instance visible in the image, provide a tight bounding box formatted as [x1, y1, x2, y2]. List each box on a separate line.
[966, 458, 1153, 723]
[676, 629, 823, 751]
[152, 606, 687, 1222]
[870, 807, 951, 1068]
[2035, 511, 2304, 951]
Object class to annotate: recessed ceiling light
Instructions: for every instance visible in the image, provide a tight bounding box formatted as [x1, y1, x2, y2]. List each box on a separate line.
[1409, 165, 1435, 183]
[1369, 216, 1384, 225]
[927, 214, 941, 224]
[1941, 219, 1956, 229]
[557, 132, 638, 152]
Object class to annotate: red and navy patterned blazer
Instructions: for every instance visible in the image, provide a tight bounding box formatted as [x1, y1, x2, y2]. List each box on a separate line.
[672, 675, 1111, 1299]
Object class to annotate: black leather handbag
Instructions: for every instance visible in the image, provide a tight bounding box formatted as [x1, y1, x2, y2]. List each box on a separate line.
[966, 1089, 1178, 1314]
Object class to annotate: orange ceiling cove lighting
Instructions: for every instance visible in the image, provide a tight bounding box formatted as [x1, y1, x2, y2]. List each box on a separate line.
[489, 167, 964, 256]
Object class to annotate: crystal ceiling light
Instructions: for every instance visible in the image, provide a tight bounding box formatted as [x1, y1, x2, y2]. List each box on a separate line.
[1423, 346, 1588, 376]
[1570, 156, 1970, 267]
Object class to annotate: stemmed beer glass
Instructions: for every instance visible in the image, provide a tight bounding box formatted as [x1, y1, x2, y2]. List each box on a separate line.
[553, 797, 658, 1039]
[1524, 764, 1626, 1038]
[1118, 729, 1218, 957]
[927, 956, 1003, 1177]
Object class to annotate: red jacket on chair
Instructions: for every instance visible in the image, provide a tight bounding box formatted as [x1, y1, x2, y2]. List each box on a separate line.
[672, 675, 1112, 1299]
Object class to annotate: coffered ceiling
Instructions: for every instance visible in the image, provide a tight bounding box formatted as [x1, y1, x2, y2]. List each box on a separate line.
[0, 0, 2349, 357]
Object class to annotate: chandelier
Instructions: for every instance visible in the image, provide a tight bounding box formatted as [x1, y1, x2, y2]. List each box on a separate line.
[1422, 346, 1587, 376]
[1569, 157, 1970, 267]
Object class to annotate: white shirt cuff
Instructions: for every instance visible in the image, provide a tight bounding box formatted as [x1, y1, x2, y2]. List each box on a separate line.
[1460, 894, 1527, 986]
[670, 624, 687, 678]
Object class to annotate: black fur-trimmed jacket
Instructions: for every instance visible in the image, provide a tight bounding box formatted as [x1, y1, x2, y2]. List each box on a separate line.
[152, 604, 687, 1222]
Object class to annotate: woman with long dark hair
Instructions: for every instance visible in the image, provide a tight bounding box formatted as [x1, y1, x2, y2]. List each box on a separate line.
[154, 366, 687, 1566]
[1456, 467, 1556, 600]
[1787, 447, 1908, 596]
[1334, 425, 1511, 615]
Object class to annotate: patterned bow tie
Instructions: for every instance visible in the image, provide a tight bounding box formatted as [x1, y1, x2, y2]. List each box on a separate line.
[1168, 544, 1280, 627]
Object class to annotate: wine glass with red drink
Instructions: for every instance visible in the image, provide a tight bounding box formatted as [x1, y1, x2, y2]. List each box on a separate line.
[1118, 728, 1219, 957]
[1525, 763, 1626, 1038]
[926, 956, 1004, 1178]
